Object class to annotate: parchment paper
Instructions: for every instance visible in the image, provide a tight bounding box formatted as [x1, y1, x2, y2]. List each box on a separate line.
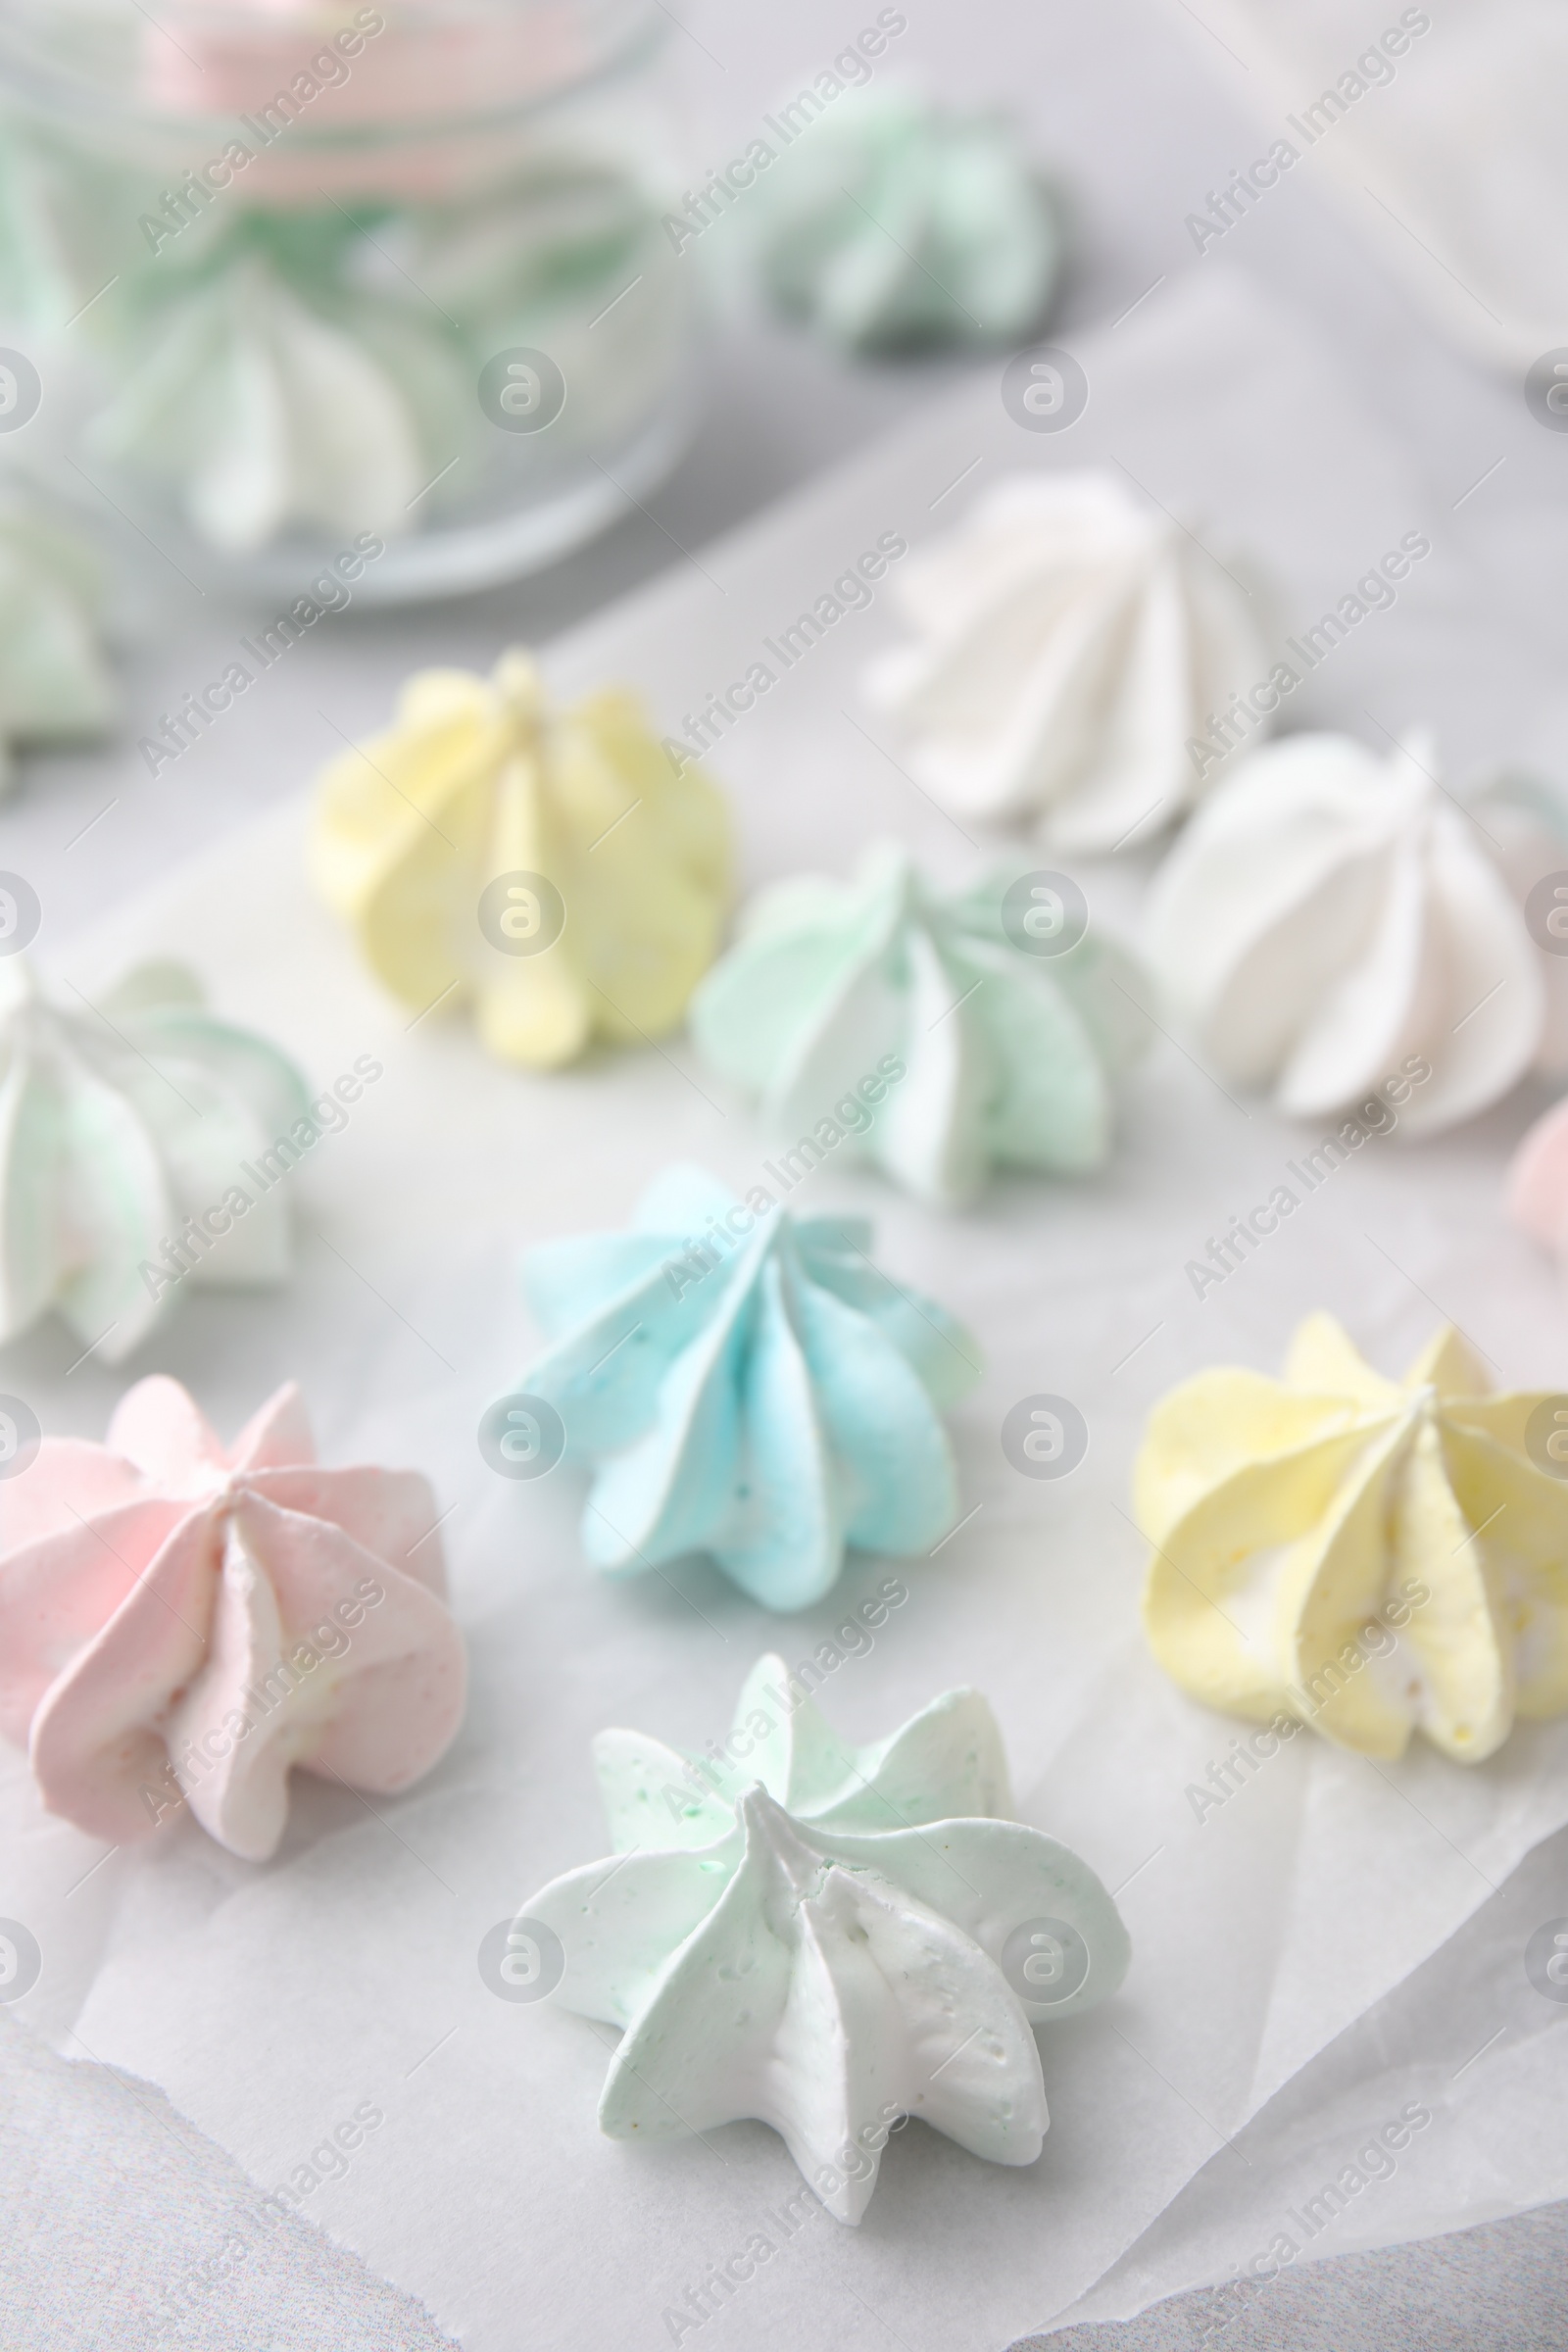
[4, 269, 1566, 2349]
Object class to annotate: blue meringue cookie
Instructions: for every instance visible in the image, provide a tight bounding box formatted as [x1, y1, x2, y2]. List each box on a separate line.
[518, 1163, 981, 1609]
[690, 844, 1152, 1211]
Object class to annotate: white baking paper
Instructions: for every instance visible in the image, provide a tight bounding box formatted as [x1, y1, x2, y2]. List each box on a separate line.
[4, 269, 1567, 2349]
[1047, 1819, 1568, 2335]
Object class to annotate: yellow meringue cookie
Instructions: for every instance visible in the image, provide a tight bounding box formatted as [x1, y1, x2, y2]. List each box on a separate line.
[308, 651, 729, 1068]
[1136, 1312, 1568, 1763]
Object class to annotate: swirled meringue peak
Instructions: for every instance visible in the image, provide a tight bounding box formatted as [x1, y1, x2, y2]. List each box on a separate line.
[0, 1377, 466, 1860]
[1148, 731, 1568, 1133]
[747, 87, 1063, 353]
[517, 1163, 981, 1609]
[690, 843, 1151, 1211]
[310, 650, 729, 1069]
[0, 956, 310, 1362]
[0, 502, 115, 793]
[518, 1654, 1129, 2221]
[864, 472, 1270, 852]
[1137, 1313, 1568, 1764]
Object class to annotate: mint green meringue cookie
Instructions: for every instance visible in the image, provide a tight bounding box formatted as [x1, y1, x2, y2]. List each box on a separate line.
[519, 1654, 1131, 2223]
[87, 249, 471, 553]
[748, 88, 1063, 353]
[0, 957, 310, 1358]
[0, 505, 115, 792]
[690, 844, 1151, 1210]
[518, 1162, 981, 1610]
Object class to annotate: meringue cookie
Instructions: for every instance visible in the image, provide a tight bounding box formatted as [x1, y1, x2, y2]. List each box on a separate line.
[0, 1376, 466, 1860]
[310, 650, 729, 1069]
[1148, 731, 1568, 1133]
[747, 88, 1063, 353]
[0, 132, 116, 333]
[864, 472, 1270, 853]
[1137, 1312, 1568, 1763]
[374, 159, 692, 452]
[517, 1163, 981, 1608]
[136, 9, 624, 185]
[690, 843, 1151, 1210]
[519, 1654, 1129, 2222]
[0, 503, 115, 792]
[1507, 1094, 1568, 1274]
[87, 250, 469, 552]
[0, 957, 311, 1362]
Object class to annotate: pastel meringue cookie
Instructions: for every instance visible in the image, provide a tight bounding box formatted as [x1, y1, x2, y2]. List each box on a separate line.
[517, 1162, 981, 1609]
[864, 472, 1271, 854]
[746, 88, 1063, 353]
[380, 159, 692, 450]
[690, 843, 1151, 1211]
[0, 957, 311, 1362]
[87, 251, 471, 552]
[310, 650, 729, 1069]
[1507, 1095, 1568, 1268]
[0, 503, 116, 790]
[1148, 731, 1568, 1134]
[0, 1376, 466, 1860]
[135, 4, 622, 172]
[519, 1654, 1129, 2222]
[1136, 1312, 1568, 1764]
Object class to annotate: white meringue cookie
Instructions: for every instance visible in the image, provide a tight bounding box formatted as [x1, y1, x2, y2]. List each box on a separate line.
[1148, 730, 1568, 1134]
[0, 957, 310, 1359]
[865, 471, 1270, 853]
[520, 1655, 1130, 2223]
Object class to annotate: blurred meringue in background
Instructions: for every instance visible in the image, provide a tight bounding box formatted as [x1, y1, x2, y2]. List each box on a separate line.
[1507, 1090, 1568, 1279]
[741, 83, 1065, 354]
[864, 472, 1272, 854]
[0, 0, 704, 597]
[0, 495, 114, 789]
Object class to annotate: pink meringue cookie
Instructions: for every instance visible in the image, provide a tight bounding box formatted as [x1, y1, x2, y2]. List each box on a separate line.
[133, 2, 617, 201]
[1507, 1096, 1568, 1265]
[138, 0, 590, 121]
[0, 1376, 466, 1862]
